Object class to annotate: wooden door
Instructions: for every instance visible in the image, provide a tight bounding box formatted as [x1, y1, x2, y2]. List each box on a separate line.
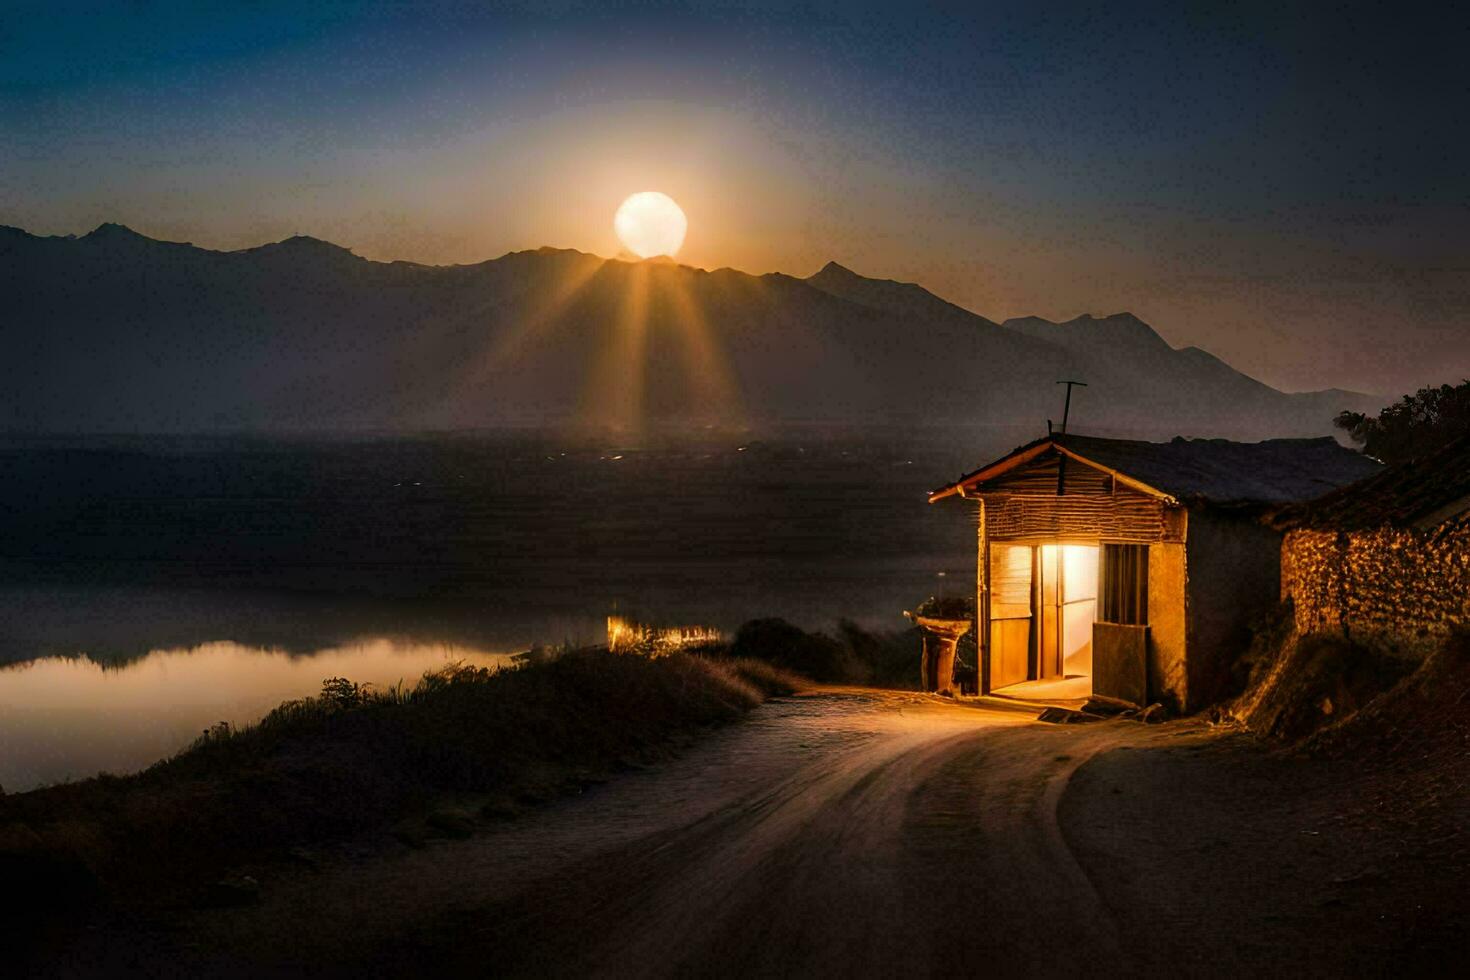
[1039, 545, 1060, 678]
[988, 543, 1033, 689]
[1094, 543, 1150, 704]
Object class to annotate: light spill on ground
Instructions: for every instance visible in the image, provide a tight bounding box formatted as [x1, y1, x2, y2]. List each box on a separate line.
[143, 688, 1182, 977]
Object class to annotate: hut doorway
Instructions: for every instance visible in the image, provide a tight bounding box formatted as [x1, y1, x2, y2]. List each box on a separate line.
[988, 543, 1034, 689]
[988, 542, 1097, 700]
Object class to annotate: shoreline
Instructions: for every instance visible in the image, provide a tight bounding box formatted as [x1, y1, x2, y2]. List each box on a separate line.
[1, 649, 804, 965]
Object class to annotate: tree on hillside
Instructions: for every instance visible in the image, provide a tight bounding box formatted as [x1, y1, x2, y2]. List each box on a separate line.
[1335, 380, 1470, 464]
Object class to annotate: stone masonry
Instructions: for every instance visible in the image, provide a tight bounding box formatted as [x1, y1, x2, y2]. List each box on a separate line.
[1281, 520, 1470, 652]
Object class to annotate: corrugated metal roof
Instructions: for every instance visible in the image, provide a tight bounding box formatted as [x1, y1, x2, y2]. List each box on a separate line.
[1273, 434, 1470, 530]
[932, 432, 1382, 505]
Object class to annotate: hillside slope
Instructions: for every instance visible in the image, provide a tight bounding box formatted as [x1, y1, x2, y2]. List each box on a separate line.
[0, 225, 1380, 436]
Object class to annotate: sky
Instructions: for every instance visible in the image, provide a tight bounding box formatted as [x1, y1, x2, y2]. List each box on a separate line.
[2, 0, 1466, 396]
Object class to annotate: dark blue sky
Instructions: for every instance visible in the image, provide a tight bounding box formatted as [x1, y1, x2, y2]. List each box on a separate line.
[2, 1, 1466, 394]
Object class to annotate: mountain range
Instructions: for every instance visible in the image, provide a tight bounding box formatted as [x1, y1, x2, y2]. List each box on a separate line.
[0, 223, 1381, 439]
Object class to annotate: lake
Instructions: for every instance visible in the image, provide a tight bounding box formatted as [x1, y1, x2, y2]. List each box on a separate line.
[0, 429, 1017, 790]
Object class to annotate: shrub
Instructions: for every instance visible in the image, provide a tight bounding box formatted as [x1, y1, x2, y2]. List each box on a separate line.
[0, 648, 796, 909]
[730, 618, 857, 683]
[319, 676, 372, 710]
[836, 620, 922, 690]
[727, 617, 930, 689]
[913, 595, 973, 620]
[718, 656, 806, 697]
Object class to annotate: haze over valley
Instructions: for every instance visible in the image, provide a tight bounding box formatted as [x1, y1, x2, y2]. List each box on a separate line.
[1, 223, 1380, 440]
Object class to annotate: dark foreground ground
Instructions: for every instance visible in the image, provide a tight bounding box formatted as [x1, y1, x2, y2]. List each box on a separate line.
[44, 688, 1467, 978]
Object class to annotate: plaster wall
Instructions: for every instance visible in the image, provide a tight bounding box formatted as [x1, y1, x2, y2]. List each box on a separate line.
[1146, 541, 1187, 711]
[1185, 511, 1284, 708]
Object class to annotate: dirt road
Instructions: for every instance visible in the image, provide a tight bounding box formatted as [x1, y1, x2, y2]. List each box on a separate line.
[81, 688, 1462, 977]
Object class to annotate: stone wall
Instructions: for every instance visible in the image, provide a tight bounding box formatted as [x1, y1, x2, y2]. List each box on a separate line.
[1281, 521, 1470, 653]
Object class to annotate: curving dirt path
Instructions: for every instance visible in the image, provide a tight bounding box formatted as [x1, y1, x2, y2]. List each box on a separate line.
[68, 687, 1457, 977]
[73, 690, 1155, 976]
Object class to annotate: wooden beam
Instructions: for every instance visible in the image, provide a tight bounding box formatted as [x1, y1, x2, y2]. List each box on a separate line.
[929, 439, 1054, 503]
[1052, 445, 1178, 504]
[932, 437, 1181, 505]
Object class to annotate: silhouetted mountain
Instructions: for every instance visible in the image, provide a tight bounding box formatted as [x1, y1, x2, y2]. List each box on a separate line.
[1001, 313, 1377, 435]
[0, 224, 1381, 438]
[806, 261, 1002, 330]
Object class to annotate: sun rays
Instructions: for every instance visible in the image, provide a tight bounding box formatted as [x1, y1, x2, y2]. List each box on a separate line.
[576, 258, 745, 436]
[443, 244, 748, 439]
[581, 260, 652, 433]
[661, 268, 743, 423]
[436, 187, 749, 437]
[567, 259, 748, 436]
[475, 251, 605, 379]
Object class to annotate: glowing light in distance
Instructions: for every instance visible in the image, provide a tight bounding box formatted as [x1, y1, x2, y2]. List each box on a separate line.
[614, 192, 688, 258]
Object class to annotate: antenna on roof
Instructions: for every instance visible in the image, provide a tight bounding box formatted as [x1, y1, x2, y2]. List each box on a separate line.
[1054, 380, 1087, 496]
[1055, 380, 1088, 435]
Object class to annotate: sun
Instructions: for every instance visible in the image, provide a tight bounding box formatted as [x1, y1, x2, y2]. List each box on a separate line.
[614, 191, 687, 259]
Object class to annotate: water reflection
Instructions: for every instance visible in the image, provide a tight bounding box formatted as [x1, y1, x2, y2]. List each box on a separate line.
[0, 434, 990, 794]
[0, 638, 514, 793]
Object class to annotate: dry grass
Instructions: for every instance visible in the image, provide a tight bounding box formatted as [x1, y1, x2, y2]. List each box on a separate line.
[715, 656, 808, 698]
[1233, 628, 1413, 741]
[0, 649, 804, 921]
[1293, 630, 1470, 913]
[728, 617, 927, 688]
[1305, 628, 1470, 759]
[1230, 626, 1470, 887]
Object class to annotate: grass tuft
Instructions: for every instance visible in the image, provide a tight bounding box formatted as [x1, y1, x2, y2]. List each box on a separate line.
[0, 648, 805, 913]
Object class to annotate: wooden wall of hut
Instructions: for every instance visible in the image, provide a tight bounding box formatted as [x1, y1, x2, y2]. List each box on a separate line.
[971, 450, 1180, 544]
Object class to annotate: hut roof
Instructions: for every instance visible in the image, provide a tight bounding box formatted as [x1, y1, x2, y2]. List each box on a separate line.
[930, 433, 1382, 506]
[1272, 434, 1470, 531]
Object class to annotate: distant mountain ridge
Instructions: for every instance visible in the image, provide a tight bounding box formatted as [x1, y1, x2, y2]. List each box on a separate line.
[806, 260, 1003, 330]
[0, 223, 1382, 438]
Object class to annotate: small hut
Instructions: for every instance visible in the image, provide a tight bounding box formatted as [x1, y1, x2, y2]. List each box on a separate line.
[929, 433, 1380, 711]
[1274, 435, 1470, 654]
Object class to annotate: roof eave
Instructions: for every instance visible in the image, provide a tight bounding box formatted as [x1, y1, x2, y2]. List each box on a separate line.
[927, 439, 1054, 503]
[929, 438, 1180, 506]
